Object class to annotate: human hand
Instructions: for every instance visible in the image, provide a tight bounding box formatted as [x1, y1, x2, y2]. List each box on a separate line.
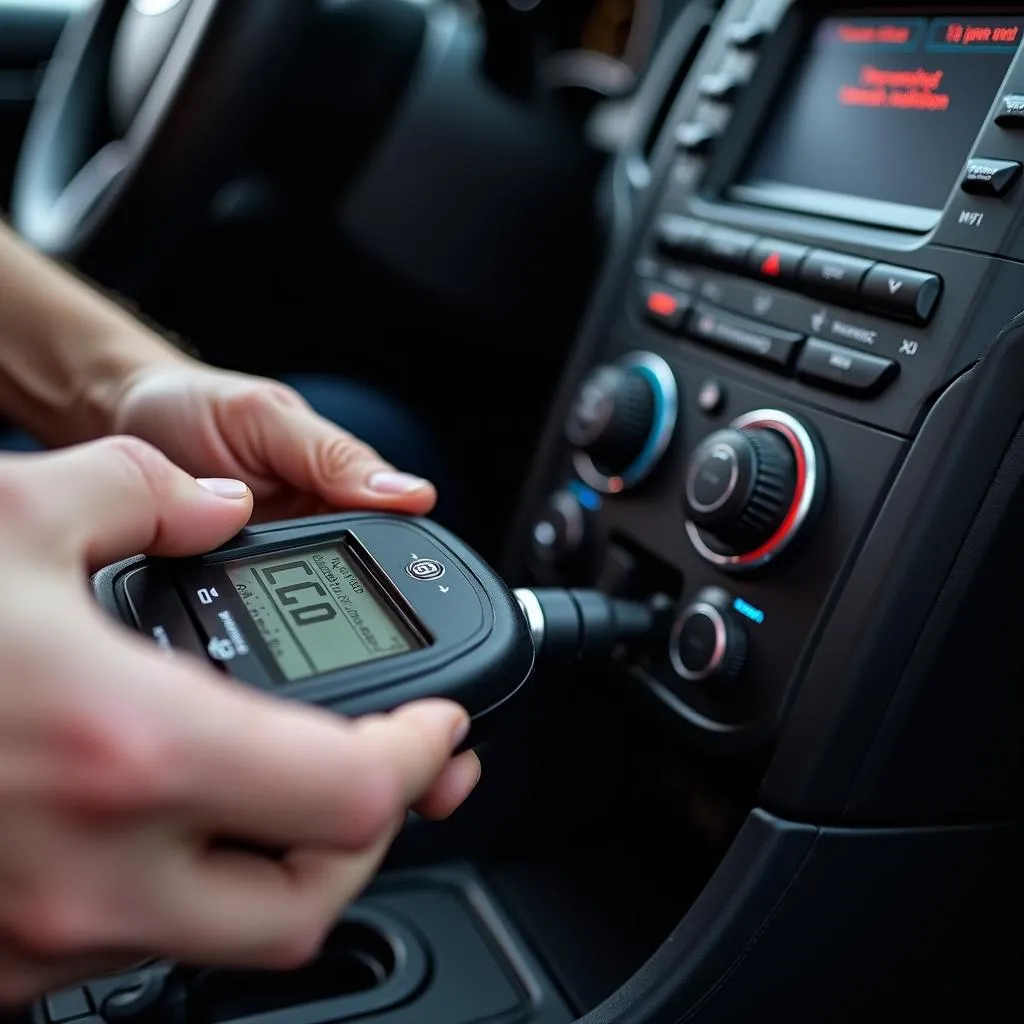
[0, 437, 479, 1005]
[110, 363, 437, 521]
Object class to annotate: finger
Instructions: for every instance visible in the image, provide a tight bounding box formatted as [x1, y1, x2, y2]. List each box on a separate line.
[250, 397, 437, 514]
[174, 689, 470, 850]
[9, 437, 252, 568]
[412, 751, 482, 820]
[142, 825, 402, 968]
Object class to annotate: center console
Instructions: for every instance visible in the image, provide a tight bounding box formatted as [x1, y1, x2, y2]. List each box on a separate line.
[511, 0, 1024, 757]
[500, 0, 1024, 1015]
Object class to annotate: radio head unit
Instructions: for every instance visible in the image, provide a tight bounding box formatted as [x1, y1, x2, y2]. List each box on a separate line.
[731, 12, 1024, 232]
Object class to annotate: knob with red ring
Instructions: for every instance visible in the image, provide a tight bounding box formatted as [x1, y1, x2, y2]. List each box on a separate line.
[683, 409, 826, 571]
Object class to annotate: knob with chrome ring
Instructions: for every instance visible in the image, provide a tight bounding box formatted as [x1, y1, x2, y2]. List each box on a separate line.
[683, 409, 826, 571]
[565, 351, 679, 494]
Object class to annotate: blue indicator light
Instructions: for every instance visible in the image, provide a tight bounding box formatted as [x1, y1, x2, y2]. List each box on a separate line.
[733, 598, 765, 625]
[568, 480, 602, 511]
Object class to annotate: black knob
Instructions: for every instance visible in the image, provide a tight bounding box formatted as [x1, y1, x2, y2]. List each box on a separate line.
[531, 489, 587, 565]
[684, 427, 796, 552]
[669, 590, 747, 683]
[566, 365, 656, 477]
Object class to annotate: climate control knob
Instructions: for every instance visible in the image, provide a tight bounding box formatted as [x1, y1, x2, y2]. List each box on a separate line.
[684, 410, 825, 571]
[531, 489, 588, 566]
[566, 352, 678, 493]
[669, 589, 747, 684]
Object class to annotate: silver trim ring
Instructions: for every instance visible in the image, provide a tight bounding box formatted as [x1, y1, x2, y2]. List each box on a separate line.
[573, 351, 679, 494]
[685, 409, 821, 572]
[669, 602, 726, 682]
[685, 442, 739, 515]
[513, 588, 546, 651]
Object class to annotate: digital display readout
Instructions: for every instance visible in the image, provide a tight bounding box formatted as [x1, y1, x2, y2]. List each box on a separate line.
[736, 13, 1024, 226]
[225, 546, 420, 683]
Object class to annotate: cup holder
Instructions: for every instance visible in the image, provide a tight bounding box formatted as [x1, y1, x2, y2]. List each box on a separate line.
[194, 919, 400, 1021]
[79, 907, 429, 1024]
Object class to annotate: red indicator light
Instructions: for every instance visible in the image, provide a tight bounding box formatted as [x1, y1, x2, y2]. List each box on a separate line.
[760, 251, 782, 277]
[647, 291, 678, 316]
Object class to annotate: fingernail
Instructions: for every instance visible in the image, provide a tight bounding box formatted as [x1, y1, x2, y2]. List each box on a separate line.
[368, 471, 430, 495]
[197, 478, 250, 500]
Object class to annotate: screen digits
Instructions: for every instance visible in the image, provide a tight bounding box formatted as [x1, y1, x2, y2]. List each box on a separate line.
[224, 545, 419, 683]
[259, 560, 337, 627]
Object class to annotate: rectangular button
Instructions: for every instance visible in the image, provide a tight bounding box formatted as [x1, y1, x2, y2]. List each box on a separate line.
[176, 568, 277, 688]
[640, 282, 690, 331]
[961, 157, 1022, 197]
[675, 121, 718, 153]
[702, 227, 757, 269]
[122, 567, 208, 663]
[747, 238, 809, 285]
[859, 264, 942, 325]
[699, 70, 744, 101]
[796, 339, 898, 396]
[995, 93, 1024, 127]
[798, 250, 874, 302]
[655, 214, 706, 258]
[46, 989, 91, 1023]
[686, 304, 804, 368]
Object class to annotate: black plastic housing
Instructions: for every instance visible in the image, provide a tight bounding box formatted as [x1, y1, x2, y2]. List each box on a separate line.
[91, 514, 534, 744]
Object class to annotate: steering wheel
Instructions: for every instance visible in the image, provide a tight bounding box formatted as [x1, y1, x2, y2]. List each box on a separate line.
[11, 0, 321, 287]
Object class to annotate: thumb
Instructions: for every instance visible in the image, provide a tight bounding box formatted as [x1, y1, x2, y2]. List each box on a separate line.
[17, 436, 254, 569]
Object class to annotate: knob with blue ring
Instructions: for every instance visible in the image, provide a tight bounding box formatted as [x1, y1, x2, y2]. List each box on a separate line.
[566, 352, 678, 494]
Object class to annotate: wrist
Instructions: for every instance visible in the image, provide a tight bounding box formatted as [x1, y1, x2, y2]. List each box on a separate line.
[72, 320, 196, 442]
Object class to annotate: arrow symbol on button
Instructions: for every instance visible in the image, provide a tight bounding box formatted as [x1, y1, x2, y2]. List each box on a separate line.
[887, 279, 903, 294]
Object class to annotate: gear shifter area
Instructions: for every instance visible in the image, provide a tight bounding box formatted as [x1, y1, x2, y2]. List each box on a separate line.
[34, 871, 574, 1024]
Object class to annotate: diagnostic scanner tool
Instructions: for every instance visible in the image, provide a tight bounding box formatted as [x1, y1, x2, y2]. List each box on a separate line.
[91, 513, 535, 739]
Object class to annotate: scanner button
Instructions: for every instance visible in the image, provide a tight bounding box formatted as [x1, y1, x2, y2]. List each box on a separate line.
[122, 568, 206, 662]
[406, 558, 446, 581]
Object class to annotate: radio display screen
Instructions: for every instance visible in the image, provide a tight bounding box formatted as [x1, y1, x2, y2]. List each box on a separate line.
[224, 544, 423, 683]
[732, 13, 1024, 230]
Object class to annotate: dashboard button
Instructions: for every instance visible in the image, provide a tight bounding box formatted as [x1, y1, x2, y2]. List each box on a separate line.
[961, 157, 1022, 197]
[796, 339, 898, 395]
[859, 264, 942, 324]
[995, 94, 1024, 127]
[798, 250, 873, 302]
[725, 21, 767, 49]
[46, 989, 91, 1023]
[747, 238, 809, 285]
[702, 227, 757, 269]
[640, 282, 690, 330]
[699, 70, 744, 101]
[675, 121, 718, 153]
[669, 592, 747, 683]
[655, 214, 706, 258]
[686, 304, 803, 368]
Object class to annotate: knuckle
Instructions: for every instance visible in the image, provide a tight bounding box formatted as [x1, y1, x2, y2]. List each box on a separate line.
[316, 435, 375, 482]
[336, 758, 404, 848]
[9, 897, 92, 960]
[0, 467, 45, 536]
[101, 435, 170, 492]
[53, 705, 183, 813]
[231, 382, 303, 418]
